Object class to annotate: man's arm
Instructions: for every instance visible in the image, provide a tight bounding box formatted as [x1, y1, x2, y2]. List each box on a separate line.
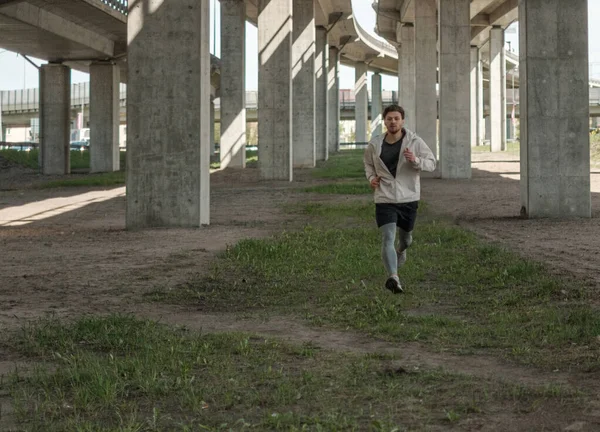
[410, 138, 436, 172]
[363, 143, 377, 182]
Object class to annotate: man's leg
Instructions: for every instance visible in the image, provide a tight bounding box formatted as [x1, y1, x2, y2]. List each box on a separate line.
[380, 222, 403, 293]
[397, 228, 413, 267]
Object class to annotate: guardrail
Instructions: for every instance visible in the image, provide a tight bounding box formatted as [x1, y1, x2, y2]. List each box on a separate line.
[1, 83, 127, 112]
[3, 88, 599, 114]
[101, 0, 127, 15]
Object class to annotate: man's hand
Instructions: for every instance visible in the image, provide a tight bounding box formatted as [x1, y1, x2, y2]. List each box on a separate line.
[403, 148, 417, 163]
[370, 176, 381, 190]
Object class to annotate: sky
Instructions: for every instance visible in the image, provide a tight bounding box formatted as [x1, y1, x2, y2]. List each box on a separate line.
[1, 0, 599, 92]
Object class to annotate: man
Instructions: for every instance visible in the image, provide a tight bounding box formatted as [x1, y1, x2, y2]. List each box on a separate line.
[363, 105, 436, 294]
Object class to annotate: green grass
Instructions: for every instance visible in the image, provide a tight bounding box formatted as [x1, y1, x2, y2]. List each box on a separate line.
[39, 171, 126, 188]
[3, 315, 583, 430]
[0, 149, 126, 171]
[210, 150, 258, 169]
[147, 151, 600, 371]
[312, 149, 366, 179]
[472, 141, 520, 153]
[303, 181, 371, 195]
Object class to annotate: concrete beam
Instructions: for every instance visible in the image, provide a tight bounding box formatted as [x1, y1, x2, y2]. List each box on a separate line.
[40, 63, 70, 175]
[90, 62, 119, 173]
[414, 0, 437, 159]
[316, 26, 328, 161]
[371, 72, 383, 137]
[489, 27, 506, 152]
[439, 0, 471, 179]
[258, 0, 293, 180]
[126, 0, 211, 228]
[328, 46, 340, 153]
[398, 24, 415, 131]
[1, 2, 115, 58]
[292, 0, 316, 168]
[519, 0, 590, 218]
[220, 0, 246, 168]
[354, 62, 368, 143]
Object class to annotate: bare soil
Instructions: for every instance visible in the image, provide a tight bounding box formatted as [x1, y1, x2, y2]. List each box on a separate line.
[2, 153, 600, 430]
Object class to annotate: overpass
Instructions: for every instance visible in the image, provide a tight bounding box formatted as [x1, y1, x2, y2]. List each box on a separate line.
[3, 85, 600, 130]
[0, 0, 596, 224]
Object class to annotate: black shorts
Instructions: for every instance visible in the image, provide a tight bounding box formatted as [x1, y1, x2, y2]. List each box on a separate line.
[375, 202, 419, 231]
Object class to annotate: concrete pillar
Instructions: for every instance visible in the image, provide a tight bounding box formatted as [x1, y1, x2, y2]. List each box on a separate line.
[355, 62, 368, 143]
[127, 0, 211, 228]
[315, 26, 328, 161]
[398, 23, 415, 130]
[489, 26, 506, 152]
[90, 62, 120, 173]
[519, 0, 590, 218]
[415, 0, 437, 158]
[470, 46, 482, 147]
[220, 0, 246, 168]
[210, 97, 215, 157]
[328, 46, 340, 153]
[258, 0, 293, 180]
[292, 0, 315, 168]
[40, 64, 70, 175]
[478, 46, 485, 145]
[371, 72, 383, 138]
[439, 0, 470, 179]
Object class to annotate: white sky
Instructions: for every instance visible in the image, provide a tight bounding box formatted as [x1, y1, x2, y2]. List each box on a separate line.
[1, 0, 599, 91]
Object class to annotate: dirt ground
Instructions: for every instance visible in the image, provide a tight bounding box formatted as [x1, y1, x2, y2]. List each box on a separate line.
[2, 153, 600, 430]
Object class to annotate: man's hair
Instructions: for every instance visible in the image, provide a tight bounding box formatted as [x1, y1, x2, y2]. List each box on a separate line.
[383, 104, 405, 120]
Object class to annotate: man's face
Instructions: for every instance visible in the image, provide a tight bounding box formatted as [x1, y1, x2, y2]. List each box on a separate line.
[384, 111, 405, 134]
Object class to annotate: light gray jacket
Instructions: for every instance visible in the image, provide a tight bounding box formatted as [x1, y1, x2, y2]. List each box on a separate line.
[363, 129, 436, 204]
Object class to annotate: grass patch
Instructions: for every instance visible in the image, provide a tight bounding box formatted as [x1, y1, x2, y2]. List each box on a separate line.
[0, 149, 39, 169]
[472, 141, 520, 154]
[3, 315, 583, 430]
[0, 149, 126, 171]
[303, 181, 371, 195]
[150, 151, 600, 371]
[210, 150, 258, 169]
[38, 171, 126, 188]
[312, 149, 366, 179]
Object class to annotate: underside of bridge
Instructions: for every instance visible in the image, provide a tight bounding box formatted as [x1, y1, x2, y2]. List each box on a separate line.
[0, 0, 594, 224]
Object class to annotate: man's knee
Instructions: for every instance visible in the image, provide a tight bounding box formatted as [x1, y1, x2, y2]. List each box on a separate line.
[400, 230, 413, 249]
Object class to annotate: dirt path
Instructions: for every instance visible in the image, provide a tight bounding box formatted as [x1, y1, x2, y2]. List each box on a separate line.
[2, 154, 600, 430]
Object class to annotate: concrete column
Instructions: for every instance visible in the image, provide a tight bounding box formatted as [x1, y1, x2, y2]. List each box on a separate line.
[489, 26, 506, 152]
[371, 72, 382, 138]
[519, 0, 590, 218]
[220, 0, 246, 168]
[328, 46, 340, 153]
[292, 0, 315, 168]
[315, 26, 328, 161]
[40, 63, 70, 175]
[478, 46, 485, 145]
[398, 23, 416, 130]
[90, 62, 120, 173]
[258, 0, 293, 180]
[415, 0, 437, 158]
[470, 46, 482, 147]
[439, 0, 470, 179]
[210, 96, 215, 157]
[127, 0, 211, 228]
[355, 62, 368, 143]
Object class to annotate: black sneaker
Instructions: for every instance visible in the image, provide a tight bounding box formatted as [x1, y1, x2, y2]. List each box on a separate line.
[385, 276, 403, 294]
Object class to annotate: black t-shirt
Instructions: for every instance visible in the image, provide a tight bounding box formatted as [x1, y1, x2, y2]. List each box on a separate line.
[380, 131, 405, 178]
